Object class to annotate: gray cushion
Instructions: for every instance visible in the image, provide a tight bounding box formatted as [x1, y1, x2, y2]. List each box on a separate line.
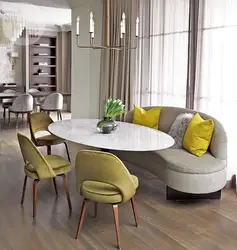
[155, 148, 226, 174]
[168, 113, 194, 148]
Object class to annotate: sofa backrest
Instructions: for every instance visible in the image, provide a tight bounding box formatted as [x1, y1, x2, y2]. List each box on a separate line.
[125, 106, 227, 160]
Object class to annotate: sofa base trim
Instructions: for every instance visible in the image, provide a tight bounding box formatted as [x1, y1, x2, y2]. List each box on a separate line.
[166, 186, 221, 201]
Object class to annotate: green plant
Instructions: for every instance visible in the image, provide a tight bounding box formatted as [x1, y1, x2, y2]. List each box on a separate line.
[104, 98, 125, 118]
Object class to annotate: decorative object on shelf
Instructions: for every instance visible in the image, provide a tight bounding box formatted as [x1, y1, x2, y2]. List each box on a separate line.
[97, 98, 125, 134]
[75, 0, 139, 50]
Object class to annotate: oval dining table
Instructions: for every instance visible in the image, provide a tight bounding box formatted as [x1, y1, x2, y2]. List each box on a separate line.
[48, 119, 174, 152]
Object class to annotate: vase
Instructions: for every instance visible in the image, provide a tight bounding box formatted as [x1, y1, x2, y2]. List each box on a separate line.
[97, 117, 117, 134]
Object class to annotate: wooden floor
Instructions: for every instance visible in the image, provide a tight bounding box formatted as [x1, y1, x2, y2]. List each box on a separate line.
[0, 112, 237, 250]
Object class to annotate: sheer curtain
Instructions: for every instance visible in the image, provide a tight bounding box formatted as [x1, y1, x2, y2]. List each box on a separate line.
[194, 0, 237, 189]
[134, 0, 190, 107]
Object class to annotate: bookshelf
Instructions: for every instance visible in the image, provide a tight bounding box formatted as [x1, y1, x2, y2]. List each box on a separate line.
[29, 36, 57, 91]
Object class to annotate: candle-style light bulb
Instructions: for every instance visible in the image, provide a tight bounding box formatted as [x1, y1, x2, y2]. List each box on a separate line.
[90, 12, 94, 33]
[120, 21, 123, 39]
[122, 12, 126, 34]
[76, 16, 80, 36]
[136, 17, 139, 37]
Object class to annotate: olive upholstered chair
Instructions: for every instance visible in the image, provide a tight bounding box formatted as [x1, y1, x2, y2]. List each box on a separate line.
[29, 112, 70, 162]
[75, 150, 139, 250]
[18, 133, 72, 218]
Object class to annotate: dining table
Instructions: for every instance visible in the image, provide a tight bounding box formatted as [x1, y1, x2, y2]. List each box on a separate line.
[48, 119, 174, 152]
[0, 92, 71, 100]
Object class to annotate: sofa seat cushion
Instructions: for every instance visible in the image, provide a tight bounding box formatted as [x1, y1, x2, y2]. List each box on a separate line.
[155, 148, 225, 174]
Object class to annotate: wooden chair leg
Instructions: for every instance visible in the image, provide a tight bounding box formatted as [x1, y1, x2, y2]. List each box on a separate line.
[62, 174, 72, 210]
[112, 204, 121, 250]
[21, 176, 28, 205]
[75, 198, 87, 240]
[16, 113, 19, 128]
[131, 196, 139, 227]
[8, 111, 11, 126]
[53, 178, 58, 196]
[64, 142, 71, 162]
[59, 110, 62, 120]
[33, 180, 39, 218]
[47, 146, 51, 155]
[93, 202, 98, 218]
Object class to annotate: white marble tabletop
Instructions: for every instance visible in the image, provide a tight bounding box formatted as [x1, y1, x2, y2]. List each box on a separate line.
[48, 119, 174, 152]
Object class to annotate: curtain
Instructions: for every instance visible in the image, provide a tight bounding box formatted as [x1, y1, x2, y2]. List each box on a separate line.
[135, 0, 190, 107]
[100, 0, 138, 116]
[194, 0, 237, 190]
[57, 30, 71, 111]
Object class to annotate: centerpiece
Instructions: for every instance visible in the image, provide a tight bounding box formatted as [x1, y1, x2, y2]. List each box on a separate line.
[97, 98, 125, 134]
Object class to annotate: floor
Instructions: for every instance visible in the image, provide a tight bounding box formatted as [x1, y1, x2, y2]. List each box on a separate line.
[0, 112, 237, 250]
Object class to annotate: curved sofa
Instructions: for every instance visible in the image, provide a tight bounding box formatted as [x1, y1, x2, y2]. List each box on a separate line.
[114, 106, 227, 200]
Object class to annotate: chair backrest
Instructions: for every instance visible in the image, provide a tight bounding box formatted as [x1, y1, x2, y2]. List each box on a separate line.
[42, 93, 63, 110]
[75, 150, 136, 203]
[11, 94, 33, 112]
[17, 133, 56, 179]
[3, 89, 16, 104]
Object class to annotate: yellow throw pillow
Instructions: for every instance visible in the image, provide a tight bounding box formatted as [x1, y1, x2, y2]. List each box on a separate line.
[133, 106, 162, 129]
[183, 113, 214, 157]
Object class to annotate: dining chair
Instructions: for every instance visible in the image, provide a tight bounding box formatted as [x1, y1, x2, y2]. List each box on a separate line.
[17, 133, 72, 218]
[40, 93, 63, 120]
[29, 112, 71, 162]
[75, 150, 139, 250]
[8, 94, 33, 128]
[2, 89, 16, 123]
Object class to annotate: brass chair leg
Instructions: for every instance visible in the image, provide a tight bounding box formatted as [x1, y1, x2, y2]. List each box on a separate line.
[64, 142, 71, 162]
[93, 202, 98, 218]
[33, 179, 39, 218]
[112, 204, 121, 250]
[131, 196, 139, 227]
[21, 176, 28, 205]
[53, 178, 58, 196]
[75, 198, 87, 239]
[62, 174, 72, 210]
[47, 146, 51, 155]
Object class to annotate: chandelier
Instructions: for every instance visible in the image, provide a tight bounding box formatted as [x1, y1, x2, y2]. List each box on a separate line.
[75, 0, 139, 50]
[0, 11, 25, 46]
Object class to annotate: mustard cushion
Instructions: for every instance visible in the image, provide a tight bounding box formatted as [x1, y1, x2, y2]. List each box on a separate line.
[183, 113, 214, 157]
[133, 105, 162, 129]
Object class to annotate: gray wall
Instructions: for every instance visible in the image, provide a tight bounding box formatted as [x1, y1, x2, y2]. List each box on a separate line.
[71, 0, 103, 119]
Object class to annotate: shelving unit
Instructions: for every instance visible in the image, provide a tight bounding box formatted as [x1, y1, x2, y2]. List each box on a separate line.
[29, 35, 57, 91]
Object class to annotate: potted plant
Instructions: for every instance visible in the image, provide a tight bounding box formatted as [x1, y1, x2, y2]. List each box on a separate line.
[97, 98, 125, 134]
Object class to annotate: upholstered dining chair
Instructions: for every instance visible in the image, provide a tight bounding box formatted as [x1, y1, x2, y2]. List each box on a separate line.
[8, 94, 33, 128]
[2, 89, 16, 123]
[29, 112, 71, 162]
[75, 150, 139, 250]
[17, 133, 72, 218]
[40, 93, 63, 120]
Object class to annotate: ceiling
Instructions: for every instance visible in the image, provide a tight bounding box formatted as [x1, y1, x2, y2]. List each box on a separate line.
[2, 0, 70, 9]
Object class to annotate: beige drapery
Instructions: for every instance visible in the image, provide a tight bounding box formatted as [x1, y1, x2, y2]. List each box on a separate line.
[100, 0, 139, 117]
[57, 30, 71, 111]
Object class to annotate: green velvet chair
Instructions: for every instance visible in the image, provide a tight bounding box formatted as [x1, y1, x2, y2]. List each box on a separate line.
[18, 133, 72, 218]
[29, 112, 70, 161]
[75, 150, 139, 250]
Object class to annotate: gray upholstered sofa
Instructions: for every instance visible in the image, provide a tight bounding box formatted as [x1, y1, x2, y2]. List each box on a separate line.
[114, 106, 227, 200]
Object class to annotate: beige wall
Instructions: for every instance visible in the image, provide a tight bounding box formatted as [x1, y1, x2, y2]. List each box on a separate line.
[71, 0, 103, 119]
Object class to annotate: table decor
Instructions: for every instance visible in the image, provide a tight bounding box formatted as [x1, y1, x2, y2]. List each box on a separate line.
[97, 98, 125, 134]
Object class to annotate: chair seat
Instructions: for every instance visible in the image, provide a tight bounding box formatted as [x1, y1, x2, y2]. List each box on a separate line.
[25, 155, 71, 179]
[35, 134, 65, 146]
[81, 175, 138, 204]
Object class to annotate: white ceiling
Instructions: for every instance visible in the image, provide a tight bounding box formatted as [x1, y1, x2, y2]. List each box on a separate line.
[2, 0, 70, 9]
